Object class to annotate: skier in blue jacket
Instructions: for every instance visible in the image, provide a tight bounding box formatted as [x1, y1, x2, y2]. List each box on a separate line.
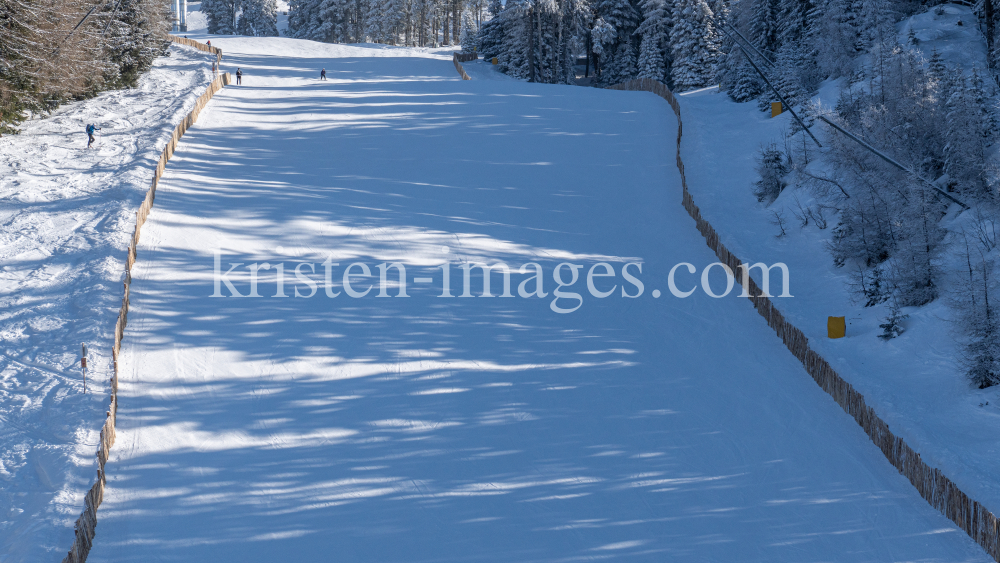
[86, 124, 101, 149]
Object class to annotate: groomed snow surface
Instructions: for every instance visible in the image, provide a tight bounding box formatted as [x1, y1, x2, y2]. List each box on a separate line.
[66, 35, 993, 561]
[0, 46, 215, 562]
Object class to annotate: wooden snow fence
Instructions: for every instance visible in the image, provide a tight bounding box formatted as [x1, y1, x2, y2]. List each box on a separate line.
[608, 77, 1000, 562]
[453, 52, 474, 80]
[169, 35, 224, 65]
[61, 54, 231, 563]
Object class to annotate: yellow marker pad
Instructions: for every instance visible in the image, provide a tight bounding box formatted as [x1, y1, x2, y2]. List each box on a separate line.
[828, 316, 846, 339]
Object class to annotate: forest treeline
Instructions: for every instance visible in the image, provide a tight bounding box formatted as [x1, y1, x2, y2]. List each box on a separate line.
[0, 0, 170, 131]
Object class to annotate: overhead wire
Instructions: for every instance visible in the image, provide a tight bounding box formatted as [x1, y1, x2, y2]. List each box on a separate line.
[716, 19, 968, 210]
[51, 1, 103, 55]
[718, 24, 823, 148]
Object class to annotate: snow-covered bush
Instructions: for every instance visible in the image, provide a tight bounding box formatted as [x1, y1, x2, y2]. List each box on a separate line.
[752, 143, 788, 204]
[878, 302, 908, 340]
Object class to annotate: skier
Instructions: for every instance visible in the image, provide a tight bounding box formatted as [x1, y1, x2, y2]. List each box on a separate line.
[320, 68, 327, 80]
[236, 68, 242, 85]
[206, 40, 211, 46]
[85, 124, 101, 149]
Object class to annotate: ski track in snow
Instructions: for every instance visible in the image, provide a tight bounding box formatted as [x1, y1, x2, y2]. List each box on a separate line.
[72, 35, 992, 562]
[0, 45, 214, 562]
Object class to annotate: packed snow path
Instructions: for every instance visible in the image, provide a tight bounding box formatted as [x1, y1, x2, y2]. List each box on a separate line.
[86, 38, 989, 562]
[0, 46, 214, 562]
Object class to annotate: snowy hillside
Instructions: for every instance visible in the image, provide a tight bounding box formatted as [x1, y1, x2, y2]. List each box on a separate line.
[64, 35, 990, 562]
[0, 46, 216, 561]
[676, 4, 1000, 523]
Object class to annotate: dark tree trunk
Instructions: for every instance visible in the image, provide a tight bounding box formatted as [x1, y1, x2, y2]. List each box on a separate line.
[443, 9, 449, 44]
[987, 0, 996, 68]
[528, 8, 535, 82]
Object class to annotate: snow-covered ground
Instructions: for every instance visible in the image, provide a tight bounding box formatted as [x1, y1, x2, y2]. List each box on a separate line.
[0, 46, 215, 561]
[75, 36, 992, 561]
[676, 1, 1000, 529]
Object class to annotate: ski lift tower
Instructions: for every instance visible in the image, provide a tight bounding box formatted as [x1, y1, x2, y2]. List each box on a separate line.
[171, 0, 188, 31]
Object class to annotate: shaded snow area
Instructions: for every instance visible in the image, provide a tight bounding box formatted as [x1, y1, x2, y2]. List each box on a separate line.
[901, 4, 989, 72]
[74, 36, 991, 562]
[676, 2, 1000, 539]
[0, 46, 214, 561]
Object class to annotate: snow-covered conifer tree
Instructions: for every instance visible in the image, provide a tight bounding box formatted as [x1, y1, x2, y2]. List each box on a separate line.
[635, 0, 668, 81]
[365, 0, 391, 42]
[952, 236, 1000, 388]
[460, 9, 480, 51]
[766, 40, 816, 110]
[477, 0, 505, 59]
[288, 0, 323, 39]
[594, 0, 638, 83]
[944, 70, 996, 200]
[204, 0, 243, 34]
[104, 0, 171, 87]
[605, 40, 637, 83]
[747, 0, 779, 54]
[238, 0, 280, 36]
[752, 142, 788, 203]
[812, 0, 860, 77]
[590, 16, 616, 79]
[669, 0, 719, 90]
[728, 56, 762, 102]
[497, 0, 531, 78]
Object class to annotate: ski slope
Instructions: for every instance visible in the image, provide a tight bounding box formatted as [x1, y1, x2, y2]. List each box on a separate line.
[80, 37, 992, 561]
[0, 45, 215, 563]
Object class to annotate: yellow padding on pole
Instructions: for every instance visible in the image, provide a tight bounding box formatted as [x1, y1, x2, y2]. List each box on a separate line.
[491, 57, 498, 65]
[771, 101, 783, 117]
[828, 316, 846, 339]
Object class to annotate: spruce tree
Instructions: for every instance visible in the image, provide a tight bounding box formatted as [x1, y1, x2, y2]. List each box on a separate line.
[204, 0, 243, 34]
[459, 9, 478, 51]
[635, 0, 668, 81]
[636, 32, 665, 80]
[605, 40, 637, 83]
[728, 56, 763, 102]
[669, 0, 718, 90]
[590, 16, 617, 80]
[748, 0, 779, 54]
[595, 0, 638, 82]
[288, 0, 323, 39]
[365, 0, 391, 42]
[103, 0, 171, 88]
[497, 0, 530, 79]
[238, 0, 280, 36]
[477, 0, 505, 59]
